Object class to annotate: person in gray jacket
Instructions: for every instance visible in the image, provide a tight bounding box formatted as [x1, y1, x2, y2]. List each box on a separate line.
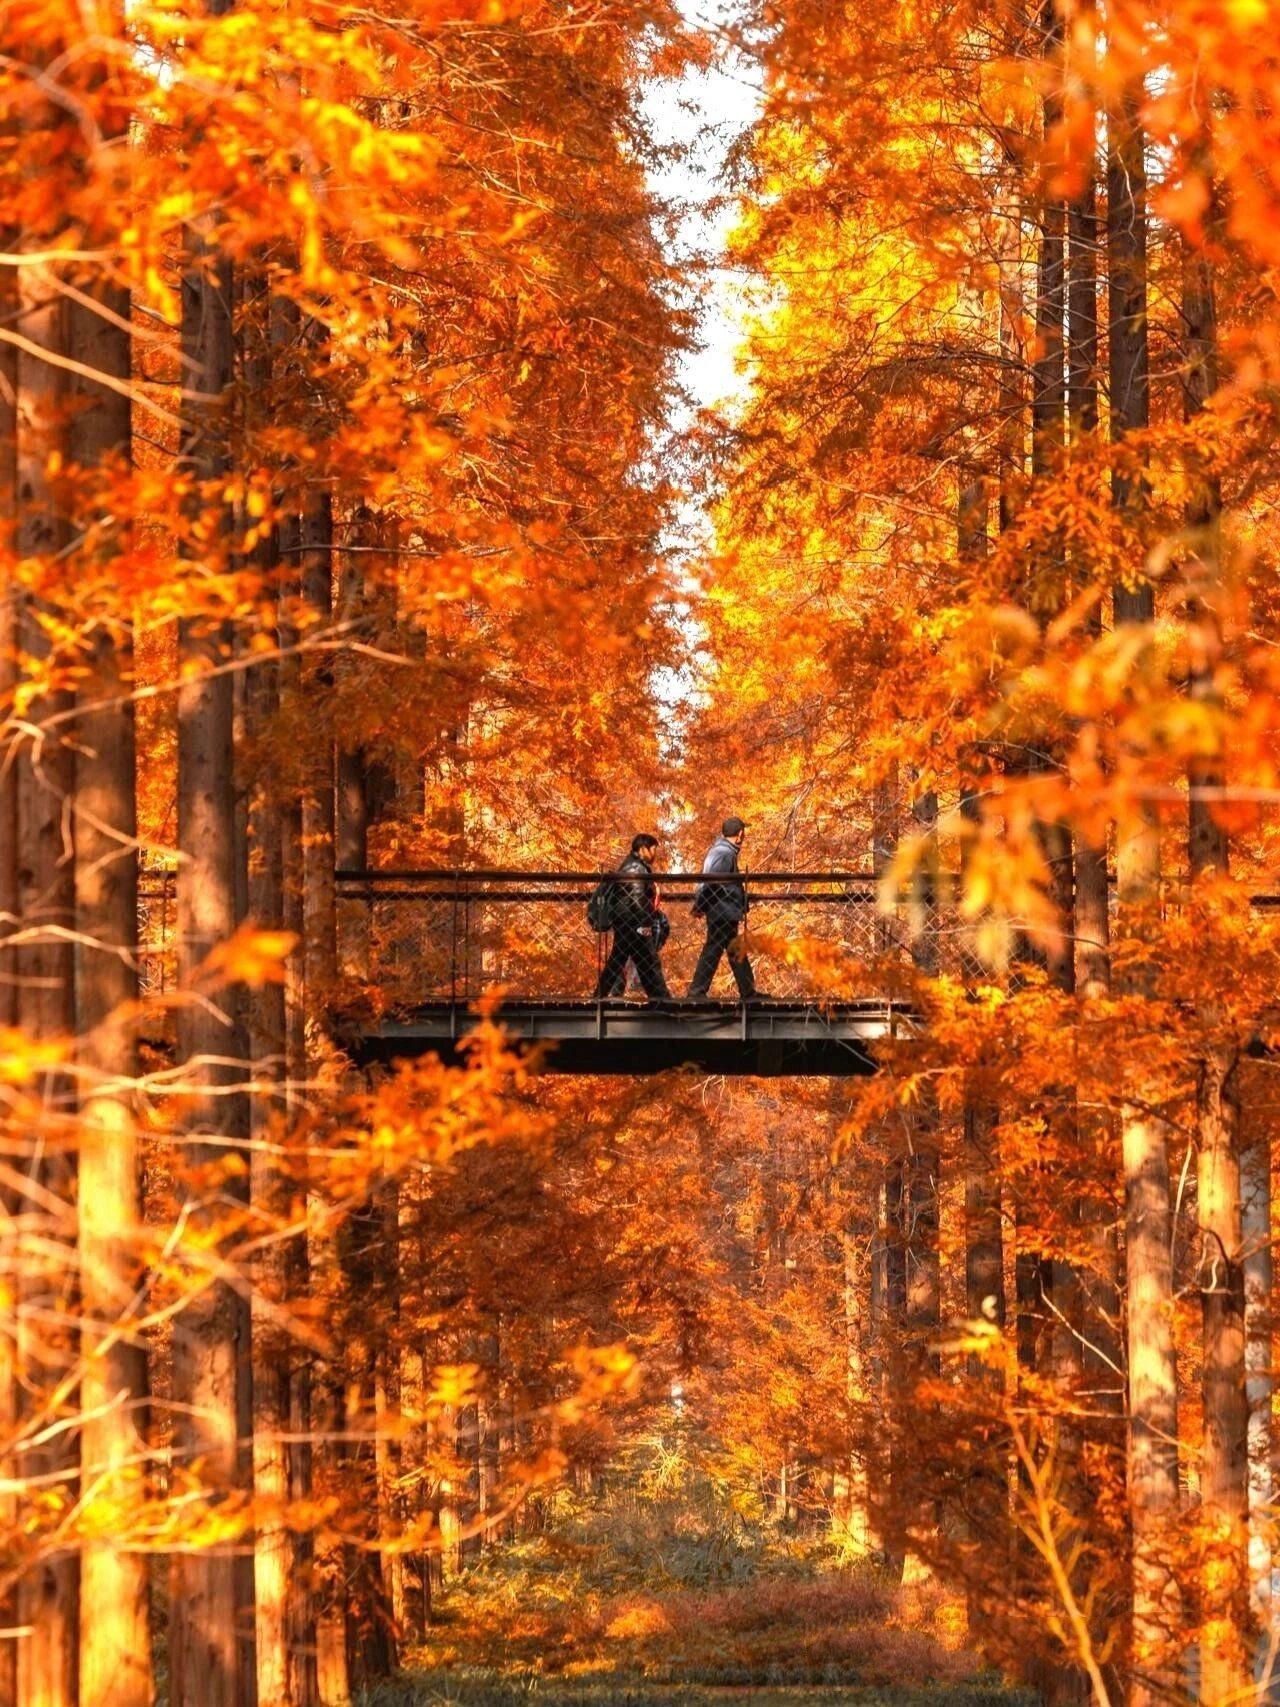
[687, 816, 758, 1000]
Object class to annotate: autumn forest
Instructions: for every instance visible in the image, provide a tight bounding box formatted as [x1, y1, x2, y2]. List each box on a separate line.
[3, 0, 1279, 1705]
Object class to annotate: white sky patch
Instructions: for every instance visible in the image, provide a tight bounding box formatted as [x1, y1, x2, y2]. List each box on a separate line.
[641, 19, 763, 421]
[639, 11, 763, 764]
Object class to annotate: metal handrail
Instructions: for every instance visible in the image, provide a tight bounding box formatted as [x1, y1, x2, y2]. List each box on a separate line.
[335, 888, 879, 904]
[334, 868, 881, 885]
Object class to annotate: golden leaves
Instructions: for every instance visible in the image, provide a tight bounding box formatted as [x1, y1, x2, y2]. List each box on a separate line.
[192, 922, 298, 989]
[0, 1029, 69, 1085]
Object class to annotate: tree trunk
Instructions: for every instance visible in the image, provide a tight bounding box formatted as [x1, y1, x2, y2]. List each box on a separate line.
[1032, 0, 1066, 488]
[0, 245, 16, 1038]
[997, 189, 1027, 534]
[375, 1340, 407, 1631]
[957, 489, 1006, 1397]
[871, 771, 898, 954]
[170, 104, 250, 1707]
[336, 531, 370, 980]
[247, 608, 293, 1707]
[1120, 1098, 1181, 1704]
[1182, 167, 1250, 1702]
[1197, 1040, 1250, 1703]
[0, 207, 17, 1707]
[837, 1218, 874, 1554]
[1107, 87, 1150, 530]
[1067, 0, 1122, 1431]
[1066, 0, 1099, 451]
[298, 482, 352, 1706]
[1108, 79, 1181, 1707]
[14, 253, 79, 1707]
[302, 487, 337, 1004]
[67, 266, 154, 1707]
[1182, 217, 1226, 878]
[398, 1334, 429, 1639]
[964, 1103, 1005, 1340]
[1241, 1132, 1272, 1625]
[276, 496, 317, 1707]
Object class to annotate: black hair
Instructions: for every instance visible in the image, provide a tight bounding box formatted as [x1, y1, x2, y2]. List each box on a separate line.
[631, 833, 659, 854]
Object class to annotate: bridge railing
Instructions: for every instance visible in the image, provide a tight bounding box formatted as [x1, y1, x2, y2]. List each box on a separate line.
[134, 864, 1280, 1008]
[333, 870, 964, 1006]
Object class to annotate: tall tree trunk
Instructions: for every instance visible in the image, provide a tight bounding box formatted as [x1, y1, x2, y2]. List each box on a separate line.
[0, 203, 18, 1707]
[1241, 1131, 1272, 1627]
[67, 265, 153, 1707]
[373, 1187, 406, 1628]
[276, 497, 317, 1707]
[1183, 174, 1251, 1703]
[336, 522, 370, 979]
[998, 190, 1027, 534]
[337, 1198, 397, 1688]
[170, 92, 251, 1706]
[964, 1103, 1005, 1341]
[1197, 1038, 1249, 1702]
[870, 773, 905, 1577]
[478, 1332, 500, 1555]
[1033, 0, 1066, 488]
[957, 487, 1005, 1387]
[399, 1330, 430, 1639]
[247, 575, 293, 1707]
[297, 480, 353, 1707]
[239, 265, 305, 1707]
[1066, 0, 1099, 451]
[302, 487, 337, 1003]
[837, 1214, 874, 1554]
[1183, 219, 1226, 880]
[15, 255, 79, 1707]
[1019, 0, 1070, 1388]
[1032, 0, 1072, 980]
[1107, 87, 1151, 534]
[906, 789, 941, 1365]
[376, 1333, 407, 1631]
[1068, 0, 1122, 1422]
[1108, 79, 1182, 1707]
[0, 249, 16, 1038]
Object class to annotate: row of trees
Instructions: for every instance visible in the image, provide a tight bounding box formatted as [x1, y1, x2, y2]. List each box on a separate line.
[687, 0, 1280, 1701]
[1, 0, 695, 1702]
[9, 2, 1280, 1707]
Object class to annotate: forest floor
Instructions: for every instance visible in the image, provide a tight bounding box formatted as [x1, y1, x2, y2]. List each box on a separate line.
[388, 1438, 1030, 1707]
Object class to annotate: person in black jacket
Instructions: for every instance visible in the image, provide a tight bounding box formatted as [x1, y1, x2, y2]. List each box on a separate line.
[594, 834, 671, 1000]
[687, 816, 757, 1000]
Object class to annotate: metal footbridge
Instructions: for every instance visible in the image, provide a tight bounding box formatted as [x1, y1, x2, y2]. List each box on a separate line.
[335, 870, 946, 1076]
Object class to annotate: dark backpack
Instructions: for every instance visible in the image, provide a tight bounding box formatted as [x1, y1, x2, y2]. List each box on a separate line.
[586, 876, 614, 933]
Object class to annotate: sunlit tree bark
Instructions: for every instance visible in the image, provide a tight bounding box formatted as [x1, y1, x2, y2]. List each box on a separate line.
[1183, 168, 1251, 1703]
[15, 255, 78, 1707]
[1241, 1133, 1273, 1627]
[0, 212, 17, 1707]
[1108, 77, 1181, 1706]
[67, 266, 153, 1707]
[169, 23, 251, 1691]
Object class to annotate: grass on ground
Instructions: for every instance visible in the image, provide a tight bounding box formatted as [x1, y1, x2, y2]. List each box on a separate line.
[358, 1683, 1030, 1707]
[385, 1436, 1033, 1707]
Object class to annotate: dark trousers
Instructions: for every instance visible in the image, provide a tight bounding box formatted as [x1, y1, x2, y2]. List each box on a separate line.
[688, 914, 755, 999]
[595, 926, 670, 1000]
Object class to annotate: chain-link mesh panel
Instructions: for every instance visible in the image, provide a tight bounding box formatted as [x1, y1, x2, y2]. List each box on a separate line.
[138, 870, 177, 998]
[338, 875, 964, 1007]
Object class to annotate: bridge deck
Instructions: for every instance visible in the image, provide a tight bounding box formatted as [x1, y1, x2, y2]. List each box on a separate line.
[352, 999, 911, 1077]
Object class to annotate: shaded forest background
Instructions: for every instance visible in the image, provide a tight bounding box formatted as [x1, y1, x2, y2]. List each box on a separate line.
[4, 1, 1280, 1706]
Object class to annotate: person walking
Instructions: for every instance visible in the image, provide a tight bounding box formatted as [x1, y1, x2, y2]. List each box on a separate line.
[687, 816, 757, 1001]
[594, 833, 671, 1001]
